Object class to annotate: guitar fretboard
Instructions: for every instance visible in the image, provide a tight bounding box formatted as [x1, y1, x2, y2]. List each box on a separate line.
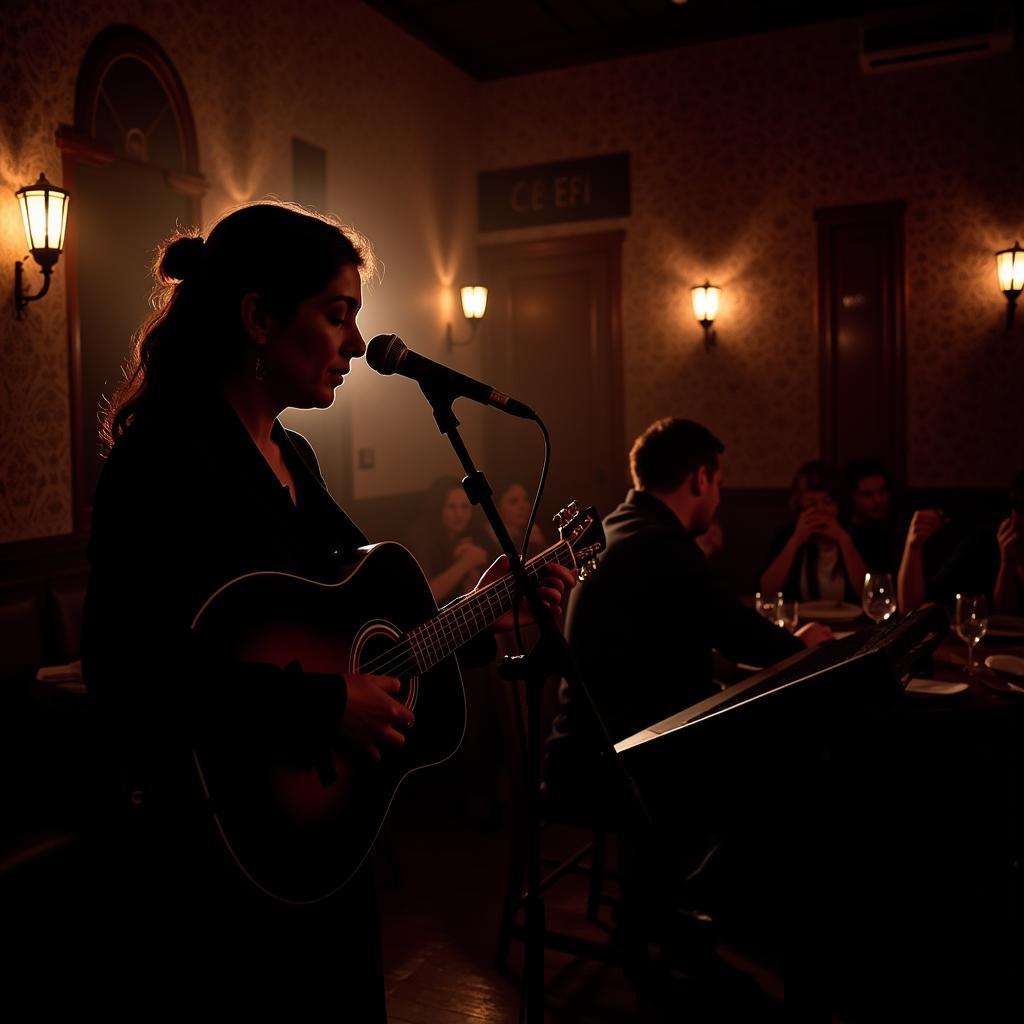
[404, 542, 575, 674]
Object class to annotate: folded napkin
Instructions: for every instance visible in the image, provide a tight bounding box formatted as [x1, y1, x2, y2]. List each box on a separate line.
[905, 678, 968, 696]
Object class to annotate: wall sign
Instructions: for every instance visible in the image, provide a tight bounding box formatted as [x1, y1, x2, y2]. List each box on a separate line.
[478, 152, 630, 231]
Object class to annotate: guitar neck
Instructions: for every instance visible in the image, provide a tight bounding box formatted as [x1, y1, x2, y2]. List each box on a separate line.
[405, 542, 575, 674]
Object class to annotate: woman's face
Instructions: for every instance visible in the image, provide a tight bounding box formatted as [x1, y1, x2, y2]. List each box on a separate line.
[263, 263, 365, 410]
[499, 484, 531, 530]
[441, 488, 472, 536]
[799, 488, 838, 517]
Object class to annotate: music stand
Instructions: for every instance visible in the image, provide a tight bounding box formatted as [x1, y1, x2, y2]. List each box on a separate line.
[611, 606, 948, 1021]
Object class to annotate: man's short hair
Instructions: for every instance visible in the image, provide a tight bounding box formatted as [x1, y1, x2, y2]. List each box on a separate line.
[846, 458, 892, 493]
[629, 418, 724, 492]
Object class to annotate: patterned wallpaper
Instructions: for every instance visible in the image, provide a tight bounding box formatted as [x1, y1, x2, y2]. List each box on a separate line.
[2, 5, 1023, 545]
[481, 19, 1024, 489]
[0, 0, 483, 544]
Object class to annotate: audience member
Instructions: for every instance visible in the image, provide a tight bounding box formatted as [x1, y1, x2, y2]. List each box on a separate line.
[407, 476, 490, 604]
[899, 471, 1024, 614]
[994, 472, 1024, 613]
[761, 460, 867, 603]
[845, 458, 898, 572]
[491, 480, 547, 559]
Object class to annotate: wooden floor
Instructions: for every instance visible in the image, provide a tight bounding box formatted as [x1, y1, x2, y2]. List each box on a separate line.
[378, 801, 654, 1023]
[375, 776, 783, 1024]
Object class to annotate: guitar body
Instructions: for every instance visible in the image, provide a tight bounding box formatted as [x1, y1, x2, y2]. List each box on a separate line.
[191, 542, 466, 904]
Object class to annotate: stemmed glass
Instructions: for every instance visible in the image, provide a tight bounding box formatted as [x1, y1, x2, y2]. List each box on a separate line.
[776, 599, 799, 632]
[755, 591, 781, 623]
[954, 593, 988, 676]
[863, 572, 897, 624]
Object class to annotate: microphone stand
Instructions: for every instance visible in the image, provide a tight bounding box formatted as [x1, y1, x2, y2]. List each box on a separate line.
[418, 383, 651, 1024]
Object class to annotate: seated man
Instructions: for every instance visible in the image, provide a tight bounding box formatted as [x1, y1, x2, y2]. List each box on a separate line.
[545, 417, 830, 1010]
[845, 458, 899, 573]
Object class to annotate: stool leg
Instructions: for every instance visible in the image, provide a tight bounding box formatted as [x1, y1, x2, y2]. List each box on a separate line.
[495, 817, 527, 970]
[587, 826, 607, 923]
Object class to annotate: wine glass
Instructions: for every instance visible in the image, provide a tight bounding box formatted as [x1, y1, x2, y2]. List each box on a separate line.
[755, 591, 781, 622]
[776, 598, 799, 632]
[954, 594, 988, 675]
[863, 572, 897, 624]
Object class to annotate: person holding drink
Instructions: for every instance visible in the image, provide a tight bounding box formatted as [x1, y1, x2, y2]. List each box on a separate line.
[760, 461, 868, 604]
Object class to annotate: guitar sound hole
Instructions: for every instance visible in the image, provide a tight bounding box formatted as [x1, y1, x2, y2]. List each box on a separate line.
[355, 626, 417, 709]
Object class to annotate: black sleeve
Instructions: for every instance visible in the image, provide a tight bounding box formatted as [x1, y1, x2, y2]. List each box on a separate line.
[706, 578, 804, 668]
[81, 438, 348, 766]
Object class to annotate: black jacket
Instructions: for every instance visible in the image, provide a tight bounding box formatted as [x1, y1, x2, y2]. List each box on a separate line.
[548, 490, 803, 774]
[82, 393, 369, 795]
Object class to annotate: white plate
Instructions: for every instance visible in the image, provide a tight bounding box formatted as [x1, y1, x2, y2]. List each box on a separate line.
[982, 674, 1024, 697]
[984, 654, 1024, 678]
[986, 615, 1024, 638]
[799, 601, 863, 623]
[905, 678, 969, 696]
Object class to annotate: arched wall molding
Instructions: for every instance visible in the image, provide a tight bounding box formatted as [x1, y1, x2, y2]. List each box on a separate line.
[57, 24, 206, 533]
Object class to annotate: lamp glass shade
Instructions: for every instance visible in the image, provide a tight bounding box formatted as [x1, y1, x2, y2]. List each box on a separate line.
[691, 283, 720, 323]
[17, 174, 70, 255]
[460, 285, 488, 320]
[996, 244, 1024, 295]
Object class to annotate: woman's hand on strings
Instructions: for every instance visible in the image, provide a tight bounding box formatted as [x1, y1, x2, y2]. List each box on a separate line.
[340, 674, 414, 762]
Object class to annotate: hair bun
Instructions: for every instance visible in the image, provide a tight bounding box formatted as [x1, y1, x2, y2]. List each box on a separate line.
[160, 234, 205, 282]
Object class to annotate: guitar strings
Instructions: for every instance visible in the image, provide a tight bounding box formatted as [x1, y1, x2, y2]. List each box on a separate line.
[355, 546, 572, 680]
[356, 571, 528, 678]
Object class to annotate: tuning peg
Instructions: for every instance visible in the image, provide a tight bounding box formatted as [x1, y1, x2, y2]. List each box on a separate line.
[570, 515, 594, 543]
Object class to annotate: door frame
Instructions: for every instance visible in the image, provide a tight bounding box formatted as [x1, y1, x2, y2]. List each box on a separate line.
[478, 230, 627, 509]
[814, 201, 907, 485]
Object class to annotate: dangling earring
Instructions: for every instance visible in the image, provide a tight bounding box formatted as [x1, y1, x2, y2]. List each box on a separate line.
[255, 353, 266, 381]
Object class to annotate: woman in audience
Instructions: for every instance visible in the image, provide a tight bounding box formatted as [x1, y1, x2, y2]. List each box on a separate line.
[492, 480, 547, 558]
[761, 460, 867, 603]
[408, 476, 490, 603]
[898, 471, 1023, 614]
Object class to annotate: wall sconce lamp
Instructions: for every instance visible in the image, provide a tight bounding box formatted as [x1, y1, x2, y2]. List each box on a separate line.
[14, 173, 70, 320]
[691, 281, 720, 352]
[446, 285, 488, 349]
[996, 241, 1024, 331]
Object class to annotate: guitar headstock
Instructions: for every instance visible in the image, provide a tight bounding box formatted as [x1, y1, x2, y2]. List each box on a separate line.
[553, 501, 605, 580]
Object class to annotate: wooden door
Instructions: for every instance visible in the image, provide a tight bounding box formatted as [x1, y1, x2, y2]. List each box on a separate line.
[479, 232, 625, 529]
[815, 202, 907, 482]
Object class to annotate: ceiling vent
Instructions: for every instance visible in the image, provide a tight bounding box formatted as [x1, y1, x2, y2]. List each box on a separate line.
[860, 3, 1013, 74]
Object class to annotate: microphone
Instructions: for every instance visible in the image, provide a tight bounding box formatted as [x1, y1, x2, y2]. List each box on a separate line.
[366, 334, 536, 419]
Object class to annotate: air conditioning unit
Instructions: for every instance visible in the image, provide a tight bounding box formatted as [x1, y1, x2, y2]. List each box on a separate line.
[860, 2, 1013, 74]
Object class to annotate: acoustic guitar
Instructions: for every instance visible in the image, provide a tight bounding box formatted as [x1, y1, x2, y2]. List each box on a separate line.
[190, 501, 604, 903]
